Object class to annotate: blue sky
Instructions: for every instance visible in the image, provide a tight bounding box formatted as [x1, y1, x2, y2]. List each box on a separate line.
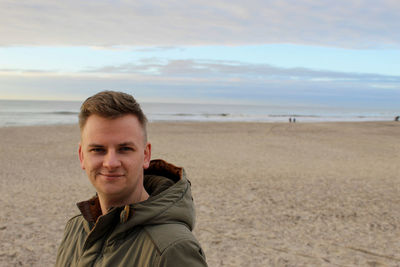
[0, 0, 399, 108]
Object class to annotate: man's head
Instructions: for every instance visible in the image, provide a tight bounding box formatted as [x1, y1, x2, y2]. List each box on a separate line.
[78, 91, 151, 211]
[79, 90, 148, 142]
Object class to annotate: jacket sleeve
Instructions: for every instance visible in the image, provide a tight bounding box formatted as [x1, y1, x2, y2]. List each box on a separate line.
[55, 218, 74, 267]
[158, 239, 208, 267]
[55, 215, 83, 267]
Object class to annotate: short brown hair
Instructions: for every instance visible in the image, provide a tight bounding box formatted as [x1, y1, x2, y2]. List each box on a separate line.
[79, 91, 148, 139]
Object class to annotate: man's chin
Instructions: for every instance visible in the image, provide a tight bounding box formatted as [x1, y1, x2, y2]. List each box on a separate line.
[98, 187, 125, 197]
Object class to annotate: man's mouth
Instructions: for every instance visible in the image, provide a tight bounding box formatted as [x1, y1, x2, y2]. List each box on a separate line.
[99, 173, 124, 179]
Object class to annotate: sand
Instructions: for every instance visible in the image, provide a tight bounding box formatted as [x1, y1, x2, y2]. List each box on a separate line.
[0, 121, 399, 266]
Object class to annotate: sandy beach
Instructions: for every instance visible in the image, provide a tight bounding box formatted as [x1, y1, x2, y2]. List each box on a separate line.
[0, 121, 399, 266]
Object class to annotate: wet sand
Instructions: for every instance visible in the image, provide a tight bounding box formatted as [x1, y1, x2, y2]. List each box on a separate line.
[0, 121, 399, 266]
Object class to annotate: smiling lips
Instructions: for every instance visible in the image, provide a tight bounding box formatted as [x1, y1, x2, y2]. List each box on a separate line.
[98, 173, 125, 179]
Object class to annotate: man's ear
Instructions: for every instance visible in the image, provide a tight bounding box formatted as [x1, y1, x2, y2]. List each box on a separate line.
[143, 142, 152, 169]
[78, 143, 85, 170]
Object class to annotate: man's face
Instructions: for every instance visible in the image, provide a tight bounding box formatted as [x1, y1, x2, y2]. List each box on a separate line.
[79, 114, 151, 202]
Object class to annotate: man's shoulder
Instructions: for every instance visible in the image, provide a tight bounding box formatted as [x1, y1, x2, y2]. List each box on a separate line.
[143, 223, 199, 253]
[64, 214, 88, 233]
[66, 214, 84, 225]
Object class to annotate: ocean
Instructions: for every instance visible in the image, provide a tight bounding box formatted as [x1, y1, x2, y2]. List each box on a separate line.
[0, 99, 398, 127]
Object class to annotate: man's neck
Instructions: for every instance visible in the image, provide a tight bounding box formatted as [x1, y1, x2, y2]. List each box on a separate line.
[98, 190, 149, 215]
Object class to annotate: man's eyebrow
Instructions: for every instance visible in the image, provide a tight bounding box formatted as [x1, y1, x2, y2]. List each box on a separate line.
[87, 143, 104, 147]
[86, 142, 137, 147]
[119, 142, 136, 147]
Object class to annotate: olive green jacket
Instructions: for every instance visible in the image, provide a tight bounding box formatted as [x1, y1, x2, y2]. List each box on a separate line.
[55, 160, 207, 267]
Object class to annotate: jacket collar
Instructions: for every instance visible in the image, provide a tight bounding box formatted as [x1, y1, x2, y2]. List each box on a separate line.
[76, 159, 183, 224]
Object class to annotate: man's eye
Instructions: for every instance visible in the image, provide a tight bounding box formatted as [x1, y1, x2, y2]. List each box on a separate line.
[120, 147, 134, 152]
[90, 148, 105, 153]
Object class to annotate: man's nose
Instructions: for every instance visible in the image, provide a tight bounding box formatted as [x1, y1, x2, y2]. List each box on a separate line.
[103, 150, 121, 169]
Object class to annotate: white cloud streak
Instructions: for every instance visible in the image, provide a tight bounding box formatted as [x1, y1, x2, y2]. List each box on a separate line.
[1, 0, 400, 48]
[1, 58, 399, 106]
[84, 58, 400, 84]
[3, 57, 400, 84]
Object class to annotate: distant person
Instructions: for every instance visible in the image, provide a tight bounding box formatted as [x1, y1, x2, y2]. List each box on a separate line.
[289, 117, 292, 123]
[55, 91, 207, 266]
[395, 116, 399, 121]
[293, 117, 296, 123]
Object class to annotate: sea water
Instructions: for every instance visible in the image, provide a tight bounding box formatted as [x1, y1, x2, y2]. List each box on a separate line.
[0, 99, 397, 127]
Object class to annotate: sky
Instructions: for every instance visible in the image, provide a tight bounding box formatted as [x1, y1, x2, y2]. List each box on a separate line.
[0, 0, 399, 108]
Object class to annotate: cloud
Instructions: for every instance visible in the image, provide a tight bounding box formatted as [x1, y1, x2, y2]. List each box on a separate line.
[1, 58, 399, 107]
[1, 72, 398, 108]
[1, 0, 400, 48]
[133, 47, 184, 53]
[85, 58, 400, 84]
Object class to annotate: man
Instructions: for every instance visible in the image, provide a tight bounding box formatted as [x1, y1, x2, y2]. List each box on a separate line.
[55, 91, 207, 266]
